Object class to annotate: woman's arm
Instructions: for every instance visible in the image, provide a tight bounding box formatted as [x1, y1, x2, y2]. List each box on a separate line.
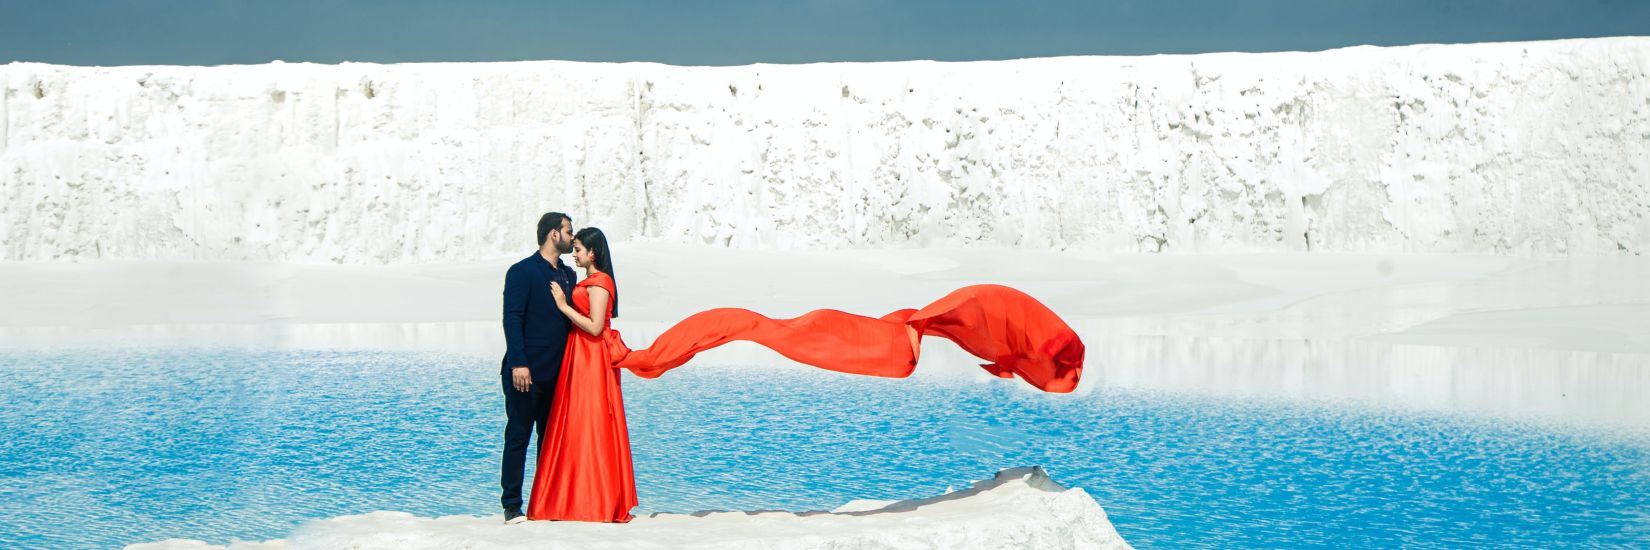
[553, 285, 610, 337]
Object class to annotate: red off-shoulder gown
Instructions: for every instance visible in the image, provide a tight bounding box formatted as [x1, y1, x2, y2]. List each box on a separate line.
[527, 272, 636, 523]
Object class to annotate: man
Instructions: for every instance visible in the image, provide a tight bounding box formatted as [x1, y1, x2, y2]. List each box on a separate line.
[499, 211, 577, 524]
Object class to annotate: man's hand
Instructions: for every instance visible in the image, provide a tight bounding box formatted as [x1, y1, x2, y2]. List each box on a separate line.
[511, 367, 533, 393]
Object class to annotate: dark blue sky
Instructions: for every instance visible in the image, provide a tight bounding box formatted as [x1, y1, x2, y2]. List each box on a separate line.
[3, 0, 1647, 66]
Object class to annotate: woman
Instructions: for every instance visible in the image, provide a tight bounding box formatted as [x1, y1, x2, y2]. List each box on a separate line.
[525, 228, 1086, 523]
[527, 227, 636, 523]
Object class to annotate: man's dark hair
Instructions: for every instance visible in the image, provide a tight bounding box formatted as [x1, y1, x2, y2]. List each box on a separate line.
[537, 212, 571, 246]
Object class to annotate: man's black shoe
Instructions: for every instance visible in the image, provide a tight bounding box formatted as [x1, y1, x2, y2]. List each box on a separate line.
[504, 508, 526, 524]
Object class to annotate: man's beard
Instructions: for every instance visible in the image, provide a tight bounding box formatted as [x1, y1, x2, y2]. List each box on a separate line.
[557, 239, 574, 254]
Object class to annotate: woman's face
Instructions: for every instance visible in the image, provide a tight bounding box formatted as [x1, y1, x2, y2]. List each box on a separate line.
[571, 239, 594, 269]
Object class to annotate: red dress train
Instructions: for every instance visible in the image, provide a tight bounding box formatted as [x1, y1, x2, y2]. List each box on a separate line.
[612, 284, 1086, 393]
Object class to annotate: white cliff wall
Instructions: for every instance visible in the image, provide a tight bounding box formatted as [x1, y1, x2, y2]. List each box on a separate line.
[2, 38, 1646, 263]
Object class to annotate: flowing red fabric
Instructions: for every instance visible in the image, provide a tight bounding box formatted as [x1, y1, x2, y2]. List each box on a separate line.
[610, 284, 1085, 393]
[527, 272, 637, 523]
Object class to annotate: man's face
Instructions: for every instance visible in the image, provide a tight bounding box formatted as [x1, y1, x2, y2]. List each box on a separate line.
[553, 220, 574, 254]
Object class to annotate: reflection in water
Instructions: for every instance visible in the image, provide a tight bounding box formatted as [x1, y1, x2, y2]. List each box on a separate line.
[1088, 334, 1650, 432]
[6, 320, 1646, 432]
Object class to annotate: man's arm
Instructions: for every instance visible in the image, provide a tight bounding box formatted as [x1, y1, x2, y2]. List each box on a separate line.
[502, 264, 530, 370]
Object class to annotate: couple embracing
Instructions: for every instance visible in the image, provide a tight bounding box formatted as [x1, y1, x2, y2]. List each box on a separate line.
[496, 210, 1090, 525]
[499, 211, 633, 524]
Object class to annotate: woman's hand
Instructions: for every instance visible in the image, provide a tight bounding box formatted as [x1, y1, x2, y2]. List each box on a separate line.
[549, 281, 568, 307]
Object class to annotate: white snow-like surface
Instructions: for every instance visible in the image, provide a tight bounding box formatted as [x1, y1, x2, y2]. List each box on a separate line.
[124, 467, 1131, 550]
[4, 37, 1648, 263]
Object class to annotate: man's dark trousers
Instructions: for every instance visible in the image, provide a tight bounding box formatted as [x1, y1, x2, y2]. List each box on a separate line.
[499, 353, 557, 512]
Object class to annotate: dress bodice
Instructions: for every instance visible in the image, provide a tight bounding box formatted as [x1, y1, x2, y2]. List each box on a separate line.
[572, 273, 616, 329]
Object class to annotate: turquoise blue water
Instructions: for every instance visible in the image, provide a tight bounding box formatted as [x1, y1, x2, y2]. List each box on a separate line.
[2, 349, 1647, 548]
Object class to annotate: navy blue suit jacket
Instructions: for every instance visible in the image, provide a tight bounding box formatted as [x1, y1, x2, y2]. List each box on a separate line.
[501, 252, 578, 381]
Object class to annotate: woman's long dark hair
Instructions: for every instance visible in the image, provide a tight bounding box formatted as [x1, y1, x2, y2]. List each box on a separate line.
[574, 227, 616, 318]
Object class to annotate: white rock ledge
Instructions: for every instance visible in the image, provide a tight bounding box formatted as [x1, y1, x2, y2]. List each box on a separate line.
[127, 467, 1131, 550]
[6, 38, 1648, 261]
